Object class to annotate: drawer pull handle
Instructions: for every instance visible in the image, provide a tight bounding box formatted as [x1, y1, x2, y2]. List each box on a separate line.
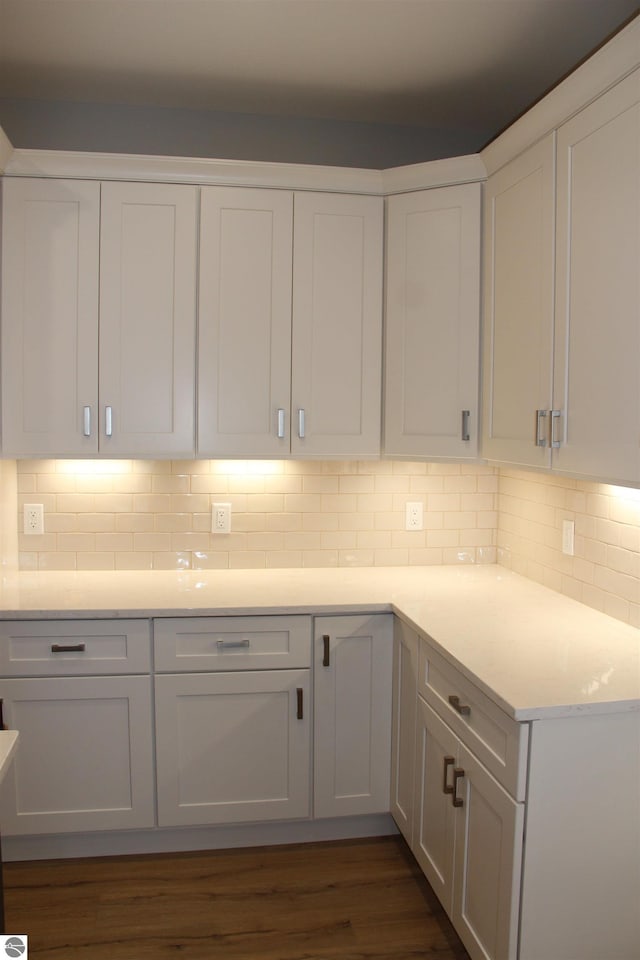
[443, 756, 455, 795]
[452, 767, 465, 808]
[296, 687, 304, 720]
[51, 643, 86, 653]
[322, 634, 330, 667]
[216, 639, 250, 650]
[448, 694, 470, 716]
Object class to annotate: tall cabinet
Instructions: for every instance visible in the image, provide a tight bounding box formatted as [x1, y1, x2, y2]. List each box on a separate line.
[1, 178, 198, 458]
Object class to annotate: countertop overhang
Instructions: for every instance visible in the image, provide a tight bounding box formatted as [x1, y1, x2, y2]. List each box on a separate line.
[0, 564, 638, 722]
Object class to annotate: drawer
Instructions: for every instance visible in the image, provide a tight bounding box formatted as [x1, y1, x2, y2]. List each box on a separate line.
[154, 616, 311, 671]
[0, 620, 151, 676]
[418, 638, 528, 801]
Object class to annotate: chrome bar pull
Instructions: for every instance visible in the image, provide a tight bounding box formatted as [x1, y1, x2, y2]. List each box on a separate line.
[296, 687, 304, 720]
[83, 406, 92, 438]
[277, 408, 286, 440]
[322, 634, 330, 667]
[443, 756, 455, 795]
[452, 768, 465, 808]
[105, 405, 113, 438]
[216, 638, 250, 650]
[448, 694, 471, 716]
[298, 408, 305, 439]
[51, 643, 86, 653]
[535, 409, 548, 447]
[461, 410, 470, 442]
[551, 409, 562, 448]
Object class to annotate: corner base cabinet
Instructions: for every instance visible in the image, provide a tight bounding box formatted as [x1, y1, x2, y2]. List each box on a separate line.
[392, 619, 640, 960]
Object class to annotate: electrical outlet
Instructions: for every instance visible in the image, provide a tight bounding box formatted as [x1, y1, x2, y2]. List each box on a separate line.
[562, 519, 575, 556]
[405, 501, 424, 531]
[24, 503, 44, 536]
[212, 502, 232, 534]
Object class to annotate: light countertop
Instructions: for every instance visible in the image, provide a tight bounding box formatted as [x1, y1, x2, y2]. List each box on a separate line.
[0, 565, 638, 722]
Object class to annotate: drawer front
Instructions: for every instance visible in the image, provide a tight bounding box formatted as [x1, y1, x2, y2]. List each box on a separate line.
[418, 639, 528, 800]
[154, 616, 311, 671]
[0, 620, 151, 676]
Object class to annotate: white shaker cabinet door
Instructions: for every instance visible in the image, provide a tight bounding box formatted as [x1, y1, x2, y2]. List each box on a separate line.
[198, 187, 294, 457]
[482, 134, 555, 468]
[553, 69, 640, 483]
[99, 181, 198, 457]
[384, 183, 481, 459]
[291, 192, 383, 458]
[313, 614, 393, 818]
[1, 177, 100, 456]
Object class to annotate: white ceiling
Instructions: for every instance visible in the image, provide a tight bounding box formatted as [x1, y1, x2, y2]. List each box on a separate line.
[0, 0, 638, 138]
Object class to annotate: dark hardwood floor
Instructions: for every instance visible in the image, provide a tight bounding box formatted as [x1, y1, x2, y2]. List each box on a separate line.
[4, 835, 470, 959]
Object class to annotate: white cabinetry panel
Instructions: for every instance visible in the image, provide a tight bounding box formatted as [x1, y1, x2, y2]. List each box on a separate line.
[198, 187, 294, 456]
[384, 183, 481, 459]
[1, 178, 100, 456]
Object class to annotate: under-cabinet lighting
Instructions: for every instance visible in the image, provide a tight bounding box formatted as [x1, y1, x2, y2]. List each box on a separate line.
[57, 459, 131, 475]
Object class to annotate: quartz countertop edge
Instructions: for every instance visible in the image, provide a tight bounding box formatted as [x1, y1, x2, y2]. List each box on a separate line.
[0, 565, 638, 723]
[0, 731, 19, 786]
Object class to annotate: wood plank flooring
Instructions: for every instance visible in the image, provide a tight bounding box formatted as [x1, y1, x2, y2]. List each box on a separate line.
[4, 835, 470, 960]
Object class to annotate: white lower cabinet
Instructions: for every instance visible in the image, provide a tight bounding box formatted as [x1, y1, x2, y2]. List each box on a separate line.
[390, 616, 418, 844]
[414, 696, 523, 960]
[313, 614, 393, 818]
[0, 619, 154, 835]
[153, 615, 312, 826]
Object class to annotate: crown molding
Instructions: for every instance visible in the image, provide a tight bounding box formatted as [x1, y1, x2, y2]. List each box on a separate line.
[482, 15, 640, 176]
[2, 148, 489, 195]
[0, 126, 13, 175]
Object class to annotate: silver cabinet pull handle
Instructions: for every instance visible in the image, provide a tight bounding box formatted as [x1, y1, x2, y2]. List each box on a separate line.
[277, 408, 286, 439]
[452, 767, 465, 808]
[298, 408, 305, 439]
[296, 687, 304, 720]
[551, 409, 562, 448]
[322, 634, 330, 667]
[105, 406, 113, 437]
[83, 406, 91, 438]
[51, 643, 86, 653]
[443, 756, 455, 795]
[461, 410, 470, 442]
[216, 638, 250, 649]
[535, 409, 548, 447]
[448, 694, 471, 716]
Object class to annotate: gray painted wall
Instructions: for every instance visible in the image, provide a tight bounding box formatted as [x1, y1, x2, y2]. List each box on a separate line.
[0, 97, 485, 168]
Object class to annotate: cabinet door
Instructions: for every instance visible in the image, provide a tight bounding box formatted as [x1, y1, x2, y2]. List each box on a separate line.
[390, 617, 419, 845]
[198, 187, 294, 456]
[0, 676, 154, 835]
[553, 69, 640, 483]
[413, 696, 457, 912]
[99, 181, 197, 457]
[482, 135, 555, 468]
[292, 193, 383, 457]
[155, 670, 310, 826]
[313, 614, 392, 818]
[1, 177, 100, 456]
[452, 743, 523, 960]
[385, 184, 481, 459]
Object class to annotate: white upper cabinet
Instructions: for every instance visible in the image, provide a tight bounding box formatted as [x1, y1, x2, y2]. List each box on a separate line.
[482, 134, 555, 469]
[291, 192, 383, 458]
[1, 178, 100, 457]
[552, 68, 640, 483]
[198, 188, 383, 458]
[384, 183, 481, 460]
[1, 178, 198, 458]
[99, 182, 198, 458]
[482, 69, 640, 485]
[198, 187, 294, 457]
